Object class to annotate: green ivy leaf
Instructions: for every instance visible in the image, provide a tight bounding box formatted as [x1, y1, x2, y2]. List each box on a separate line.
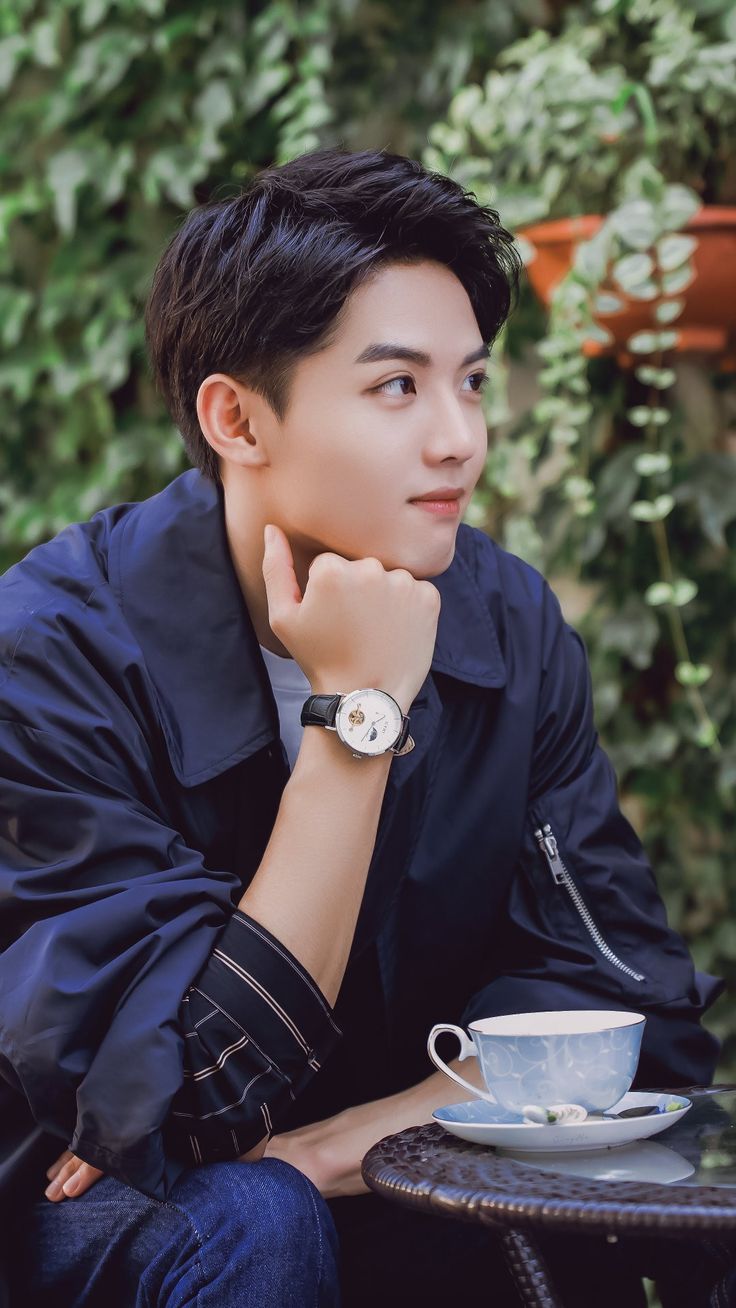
[675, 662, 713, 687]
[644, 581, 673, 605]
[656, 330, 680, 350]
[550, 424, 580, 446]
[670, 578, 698, 606]
[660, 185, 701, 229]
[634, 365, 677, 387]
[655, 300, 684, 324]
[608, 200, 658, 251]
[563, 475, 595, 500]
[627, 329, 680, 353]
[630, 494, 674, 521]
[628, 407, 651, 427]
[46, 149, 91, 235]
[635, 452, 672, 475]
[0, 287, 33, 348]
[613, 252, 654, 291]
[627, 406, 669, 427]
[572, 230, 611, 283]
[533, 396, 568, 422]
[626, 280, 658, 301]
[585, 321, 615, 346]
[661, 265, 694, 296]
[594, 292, 624, 314]
[657, 234, 698, 271]
[627, 331, 659, 354]
[694, 720, 718, 750]
[0, 35, 27, 94]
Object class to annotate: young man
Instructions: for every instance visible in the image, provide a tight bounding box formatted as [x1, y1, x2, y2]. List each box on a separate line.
[0, 147, 724, 1306]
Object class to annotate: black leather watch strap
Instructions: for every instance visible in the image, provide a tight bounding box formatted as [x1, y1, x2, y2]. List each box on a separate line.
[300, 694, 341, 728]
[392, 715, 412, 754]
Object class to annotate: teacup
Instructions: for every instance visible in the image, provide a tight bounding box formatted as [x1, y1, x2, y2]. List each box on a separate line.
[427, 1010, 646, 1116]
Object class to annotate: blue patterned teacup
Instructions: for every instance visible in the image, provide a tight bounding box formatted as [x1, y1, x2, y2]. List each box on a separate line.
[427, 1010, 646, 1115]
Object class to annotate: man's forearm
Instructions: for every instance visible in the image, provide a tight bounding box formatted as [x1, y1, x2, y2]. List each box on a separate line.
[364, 1052, 486, 1136]
[238, 728, 392, 1005]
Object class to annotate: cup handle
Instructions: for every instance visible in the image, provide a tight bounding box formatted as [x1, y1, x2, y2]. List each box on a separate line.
[427, 1024, 498, 1105]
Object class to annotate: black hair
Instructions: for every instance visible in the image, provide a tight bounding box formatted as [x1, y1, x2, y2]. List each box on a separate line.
[145, 146, 522, 482]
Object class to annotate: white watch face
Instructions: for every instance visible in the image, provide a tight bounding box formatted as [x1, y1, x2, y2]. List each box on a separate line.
[335, 689, 402, 756]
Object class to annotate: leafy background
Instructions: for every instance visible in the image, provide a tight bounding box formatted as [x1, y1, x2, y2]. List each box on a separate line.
[1, 0, 734, 1102]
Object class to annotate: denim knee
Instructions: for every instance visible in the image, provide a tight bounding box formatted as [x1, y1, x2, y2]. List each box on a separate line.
[162, 1157, 340, 1307]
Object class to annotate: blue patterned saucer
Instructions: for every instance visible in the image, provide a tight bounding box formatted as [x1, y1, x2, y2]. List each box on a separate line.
[432, 1091, 691, 1152]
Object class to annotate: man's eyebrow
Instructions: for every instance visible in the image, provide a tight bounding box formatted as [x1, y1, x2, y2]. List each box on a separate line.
[353, 342, 490, 368]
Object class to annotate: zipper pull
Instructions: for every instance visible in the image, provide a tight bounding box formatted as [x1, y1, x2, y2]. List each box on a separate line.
[534, 823, 567, 885]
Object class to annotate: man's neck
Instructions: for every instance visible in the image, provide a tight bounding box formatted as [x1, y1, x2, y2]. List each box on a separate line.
[222, 481, 301, 659]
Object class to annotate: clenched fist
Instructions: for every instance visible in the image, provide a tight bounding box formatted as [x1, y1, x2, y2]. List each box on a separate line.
[262, 525, 440, 715]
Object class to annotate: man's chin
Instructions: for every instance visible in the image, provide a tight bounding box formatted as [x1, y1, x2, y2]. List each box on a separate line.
[403, 538, 458, 581]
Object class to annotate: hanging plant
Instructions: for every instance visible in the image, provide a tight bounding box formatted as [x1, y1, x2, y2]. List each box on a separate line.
[424, 0, 736, 1073]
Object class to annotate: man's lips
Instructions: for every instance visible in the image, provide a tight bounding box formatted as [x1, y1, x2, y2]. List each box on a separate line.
[409, 493, 463, 517]
[409, 487, 464, 502]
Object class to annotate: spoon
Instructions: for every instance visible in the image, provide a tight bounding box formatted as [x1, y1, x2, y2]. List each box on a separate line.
[522, 1101, 683, 1125]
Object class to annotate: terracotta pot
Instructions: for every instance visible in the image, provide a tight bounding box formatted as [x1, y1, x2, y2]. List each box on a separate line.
[518, 208, 736, 369]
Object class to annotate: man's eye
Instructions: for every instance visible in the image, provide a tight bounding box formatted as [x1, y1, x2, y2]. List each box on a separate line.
[373, 376, 416, 396]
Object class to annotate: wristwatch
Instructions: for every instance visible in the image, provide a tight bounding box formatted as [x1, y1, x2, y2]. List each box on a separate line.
[300, 689, 415, 759]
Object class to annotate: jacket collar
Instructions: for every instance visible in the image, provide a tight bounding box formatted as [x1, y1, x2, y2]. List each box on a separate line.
[111, 470, 506, 788]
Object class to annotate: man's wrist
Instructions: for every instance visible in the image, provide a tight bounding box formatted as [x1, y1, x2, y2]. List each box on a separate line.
[294, 723, 394, 773]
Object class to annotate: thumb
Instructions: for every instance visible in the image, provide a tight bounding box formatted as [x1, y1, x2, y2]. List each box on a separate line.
[262, 524, 303, 624]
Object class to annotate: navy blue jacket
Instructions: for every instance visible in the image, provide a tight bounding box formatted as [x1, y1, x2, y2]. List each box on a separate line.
[0, 469, 723, 1210]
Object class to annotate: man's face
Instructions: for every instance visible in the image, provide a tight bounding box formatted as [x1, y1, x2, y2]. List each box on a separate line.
[257, 259, 490, 579]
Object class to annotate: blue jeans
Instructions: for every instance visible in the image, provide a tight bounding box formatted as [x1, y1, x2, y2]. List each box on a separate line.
[6, 1159, 339, 1307]
[5, 1161, 732, 1307]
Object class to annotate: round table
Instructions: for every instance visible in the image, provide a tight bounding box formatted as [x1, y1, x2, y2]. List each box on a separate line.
[361, 1086, 736, 1308]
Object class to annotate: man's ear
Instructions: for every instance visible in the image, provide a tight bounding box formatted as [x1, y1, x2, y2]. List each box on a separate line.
[196, 373, 270, 468]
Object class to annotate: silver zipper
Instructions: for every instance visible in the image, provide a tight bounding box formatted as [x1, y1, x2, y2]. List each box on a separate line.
[533, 823, 646, 983]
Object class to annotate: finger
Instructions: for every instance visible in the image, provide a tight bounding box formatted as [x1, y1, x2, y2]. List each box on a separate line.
[62, 1161, 104, 1199]
[46, 1149, 73, 1181]
[262, 524, 302, 622]
[45, 1154, 102, 1202]
[45, 1154, 82, 1201]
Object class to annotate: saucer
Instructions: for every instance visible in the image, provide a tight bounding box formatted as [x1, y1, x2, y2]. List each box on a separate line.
[432, 1091, 691, 1152]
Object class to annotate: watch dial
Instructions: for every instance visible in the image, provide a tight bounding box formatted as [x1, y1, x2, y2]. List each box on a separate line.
[336, 690, 402, 755]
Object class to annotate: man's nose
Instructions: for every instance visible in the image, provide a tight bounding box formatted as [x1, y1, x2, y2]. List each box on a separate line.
[423, 396, 482, 463]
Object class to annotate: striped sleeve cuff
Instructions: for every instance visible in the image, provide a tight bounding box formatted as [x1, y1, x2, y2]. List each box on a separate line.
[201, 910, 342, 1077]
[163, 911, 342, 1166]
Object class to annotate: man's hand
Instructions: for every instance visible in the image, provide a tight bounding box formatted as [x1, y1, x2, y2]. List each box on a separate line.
[45, 1150, 104, 1202]
[263, 1053, 485, 1198]
[262, 522, 441, 715]
[264, 1108, 371, 1198]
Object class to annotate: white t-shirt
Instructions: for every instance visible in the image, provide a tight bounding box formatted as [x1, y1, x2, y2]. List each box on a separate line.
[259, 643, 311, 772]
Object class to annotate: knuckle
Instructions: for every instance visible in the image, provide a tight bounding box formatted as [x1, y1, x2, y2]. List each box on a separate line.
[356, 557, 383, 576]
[309, 553, 342, 580]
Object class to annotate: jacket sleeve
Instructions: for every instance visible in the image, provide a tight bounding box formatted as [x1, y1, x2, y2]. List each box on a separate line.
[0, 718, 340, 1199]
[461, 583, 724, 1089]
[163, 909, 341, 1165]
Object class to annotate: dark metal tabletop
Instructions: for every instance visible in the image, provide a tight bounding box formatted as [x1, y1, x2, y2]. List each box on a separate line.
[362, 1086, 736, 1238]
